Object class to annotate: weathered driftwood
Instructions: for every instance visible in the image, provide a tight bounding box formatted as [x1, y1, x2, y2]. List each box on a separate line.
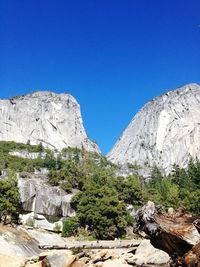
[136, 201, 200, 257]
[39, 240, 140, 250]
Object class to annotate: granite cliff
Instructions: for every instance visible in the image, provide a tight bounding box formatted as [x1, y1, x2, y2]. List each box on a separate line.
[0, 91, 100, 152]
[107, 83, 200, 173]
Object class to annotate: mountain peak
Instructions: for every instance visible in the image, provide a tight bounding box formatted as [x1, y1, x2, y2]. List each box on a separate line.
[0, 91, 100, 152]
[107, 83, 200, 173]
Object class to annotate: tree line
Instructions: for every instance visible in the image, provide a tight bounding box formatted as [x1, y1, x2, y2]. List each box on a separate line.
[0, 141, 199, 239]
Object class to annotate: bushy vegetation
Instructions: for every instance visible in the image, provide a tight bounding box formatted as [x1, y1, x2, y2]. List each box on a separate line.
[0, 140, 200, 238]
[70, 179, 133, 239]
[62, 217, 79, 237]
[0, 140, 44, 153]
[62, 158, 200, 238]
[0, 140, 49, 172]
[57, 150, 140, 239]
[0, 170, 21, 224]
[146, 161, 200, 215]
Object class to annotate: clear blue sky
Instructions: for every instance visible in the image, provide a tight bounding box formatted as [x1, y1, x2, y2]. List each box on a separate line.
[0, 0, 200, 154]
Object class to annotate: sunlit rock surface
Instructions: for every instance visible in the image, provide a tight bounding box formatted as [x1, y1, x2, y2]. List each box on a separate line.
[18, 174, 76, 217]
[0, 91, 100, 152]
[108, 83, 200, 173]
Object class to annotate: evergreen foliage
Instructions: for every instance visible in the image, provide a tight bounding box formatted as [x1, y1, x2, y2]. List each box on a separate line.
[62, 217, 79, 237]
[146, 161, 200, 214]
[0, 140, 200, 237]
[0, 170, 21, 223]
[72, 181, 131, 239]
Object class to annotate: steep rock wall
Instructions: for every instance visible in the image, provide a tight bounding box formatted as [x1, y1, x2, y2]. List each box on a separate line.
[0, 91, 100, 152]
[108, 83, 200, 173]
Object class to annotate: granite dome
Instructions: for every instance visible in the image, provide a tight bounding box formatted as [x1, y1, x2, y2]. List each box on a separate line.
[107, 83, 200, 173]
[0, 91, 100, 152]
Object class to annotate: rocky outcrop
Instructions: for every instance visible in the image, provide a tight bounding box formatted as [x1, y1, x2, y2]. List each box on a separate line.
[35, 246, 169, 267]
[0, 91, 100, 152]
[18, 174, 75, 217]
[126, 239, 170, 266]
[0, 224, 69, 264]
[0, 225, 41, 258]
[0, 224, 170, 267]
[108, 83, 200, 173]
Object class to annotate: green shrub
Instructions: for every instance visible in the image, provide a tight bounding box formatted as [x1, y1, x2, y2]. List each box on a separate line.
[127, 163, 141, 170]
[62, 217, 79, 237]
[60, 182, 73, 193]
[0, 170, 21, 224]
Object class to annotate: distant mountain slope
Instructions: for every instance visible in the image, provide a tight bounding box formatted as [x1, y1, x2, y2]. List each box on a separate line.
[0, 91, 100, 152]
[107, 83, 200, 173]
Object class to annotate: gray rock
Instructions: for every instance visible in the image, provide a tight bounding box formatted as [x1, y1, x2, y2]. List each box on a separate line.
[18, 175, 76, 217]
[126, 239, 170, 266]
[108, 83, 200, 174]
[0, 227, 41, 257]
[45, 254, 76, 267]
[0, 91, 100, 152]
[19, 212, 63, 232]
[26, 228, 67, 247]
[0, 225, 69, 259]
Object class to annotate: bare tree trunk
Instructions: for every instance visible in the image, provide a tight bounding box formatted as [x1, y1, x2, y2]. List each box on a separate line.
[39, 240, 140, 250]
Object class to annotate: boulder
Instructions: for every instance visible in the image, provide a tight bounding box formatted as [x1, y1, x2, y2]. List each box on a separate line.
[126, 239, 170, 266]
[44, 254, 76, 267]
[18, 175, 76, 217]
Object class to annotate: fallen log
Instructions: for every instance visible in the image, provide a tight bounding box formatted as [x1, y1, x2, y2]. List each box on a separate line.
[136, 201, 200, 257]
[39, 240, 140, 250]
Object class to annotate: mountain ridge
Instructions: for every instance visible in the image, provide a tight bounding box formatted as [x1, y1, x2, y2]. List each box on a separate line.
[107, 83, 200, 173]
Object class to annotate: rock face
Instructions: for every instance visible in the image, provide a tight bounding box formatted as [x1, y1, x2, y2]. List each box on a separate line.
[126, 239, 170, 266]
[0, 91, 100, 152]
[18, 174, 75, 217]
[0, 224, 68, 259]
[0, 225, 41, 258]
[108, 83, 200, 173]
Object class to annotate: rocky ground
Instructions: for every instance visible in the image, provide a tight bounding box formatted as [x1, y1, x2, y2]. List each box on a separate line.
[0, 224, 170, 267]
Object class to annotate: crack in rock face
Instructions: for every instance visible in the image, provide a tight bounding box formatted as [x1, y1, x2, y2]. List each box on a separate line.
[107, 83, 200, 174]
[0, 91, 100, 153]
